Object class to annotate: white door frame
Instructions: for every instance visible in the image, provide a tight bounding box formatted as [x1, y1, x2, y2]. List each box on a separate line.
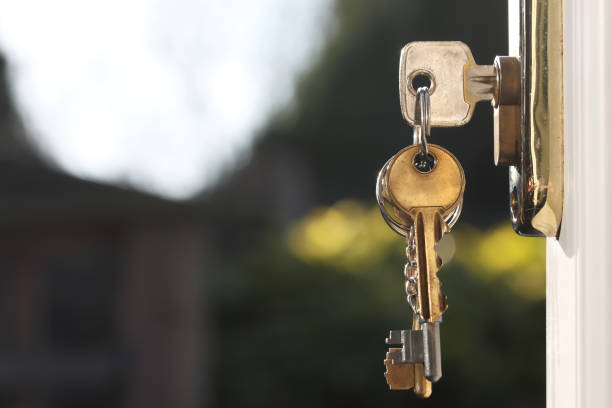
[546, 0, 612, 407]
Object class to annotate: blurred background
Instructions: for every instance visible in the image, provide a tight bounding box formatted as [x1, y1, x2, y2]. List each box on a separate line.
[0, 0, 545, 407]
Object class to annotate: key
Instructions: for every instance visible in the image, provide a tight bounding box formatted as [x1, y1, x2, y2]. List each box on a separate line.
[379, 49, 466, 396]
[399, 41, 498, 127]
[378, 143, 465, 322]
[383, 224, 444, 395]
[378, 143, 464, 395]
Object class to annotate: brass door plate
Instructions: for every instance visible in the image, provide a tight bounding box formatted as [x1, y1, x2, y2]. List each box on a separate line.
[507, 0, 564, 237]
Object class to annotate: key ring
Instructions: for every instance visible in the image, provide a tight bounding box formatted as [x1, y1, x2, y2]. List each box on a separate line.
[414, 86, 431, 155]
[412, 86, 435, 173]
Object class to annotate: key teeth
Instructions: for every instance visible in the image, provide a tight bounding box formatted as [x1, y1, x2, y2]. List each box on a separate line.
[430, 218, 450, 322]
[436, 255, 448, 316]
[440, 294, 448, 315]
[411, 210, 452, 323]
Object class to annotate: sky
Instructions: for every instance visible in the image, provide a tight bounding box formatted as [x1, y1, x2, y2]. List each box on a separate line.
[0, 0, 333, 199]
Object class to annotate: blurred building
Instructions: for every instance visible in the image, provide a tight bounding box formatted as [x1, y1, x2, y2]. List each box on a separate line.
[0, 57, 206, 408]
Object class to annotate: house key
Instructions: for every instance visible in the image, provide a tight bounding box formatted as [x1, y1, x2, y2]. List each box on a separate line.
[376, 88, 466, 396]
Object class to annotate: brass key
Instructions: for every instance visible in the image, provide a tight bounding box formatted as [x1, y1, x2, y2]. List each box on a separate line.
[378, 41, 469, 399]
[378, 143, 464, 395]
[379, 144, 465, 322]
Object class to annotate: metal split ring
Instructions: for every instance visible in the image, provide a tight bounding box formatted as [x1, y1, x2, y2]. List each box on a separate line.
[413, 86, 431, 155]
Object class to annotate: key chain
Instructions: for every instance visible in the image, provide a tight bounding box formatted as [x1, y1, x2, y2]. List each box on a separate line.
[376, 84, 465, 397]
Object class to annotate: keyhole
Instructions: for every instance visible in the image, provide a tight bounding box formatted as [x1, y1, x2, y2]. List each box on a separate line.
[413, 151, 436, 173]
[411, 73, 432, 91]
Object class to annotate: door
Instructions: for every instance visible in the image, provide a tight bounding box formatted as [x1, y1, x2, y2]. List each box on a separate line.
[546, 0, 612, 407]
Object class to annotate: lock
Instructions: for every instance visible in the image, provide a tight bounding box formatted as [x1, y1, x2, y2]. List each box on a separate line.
[399, 45, 521, 167]
[507, 0, 563, 238]
[492, 56, 520, 167]
[398, 0, 564, 238]
[379, 0, 565, 398]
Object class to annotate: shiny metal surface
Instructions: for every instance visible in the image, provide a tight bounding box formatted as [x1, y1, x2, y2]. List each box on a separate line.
[377, 148, 464, 237]
[421, 321, 442, 382]
[508, 0, 564, 237]
[377, 145, 464, 323]
[384, 317, 434, 396]
[384, 348, 415, 390]
[386, 146, 464, 219]
[394, 146, 460, 323]
[399, 42, 473, 126]
[385, 330, 424, 364]
[493, 56, 521, 166]
[400, 41, 502, 127]
[398, 16, 565, 237]
[411, 316, 432, 398]
[414, 87, 431, 154]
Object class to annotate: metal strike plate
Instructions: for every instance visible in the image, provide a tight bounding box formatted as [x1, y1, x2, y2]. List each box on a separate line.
[506, 0, 564, 237]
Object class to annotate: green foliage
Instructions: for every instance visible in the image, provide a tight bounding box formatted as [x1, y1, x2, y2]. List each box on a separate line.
[212, 228, 544, 407]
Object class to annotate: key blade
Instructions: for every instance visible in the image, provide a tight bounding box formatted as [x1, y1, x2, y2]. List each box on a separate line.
[422, 321, 442, 382]
[413, 364, 432, 398]
[411, 317, 432, 398]
[412, 208, 448, 322]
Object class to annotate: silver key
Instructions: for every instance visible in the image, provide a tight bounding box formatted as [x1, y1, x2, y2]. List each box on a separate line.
[399, 41, 498, 127]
